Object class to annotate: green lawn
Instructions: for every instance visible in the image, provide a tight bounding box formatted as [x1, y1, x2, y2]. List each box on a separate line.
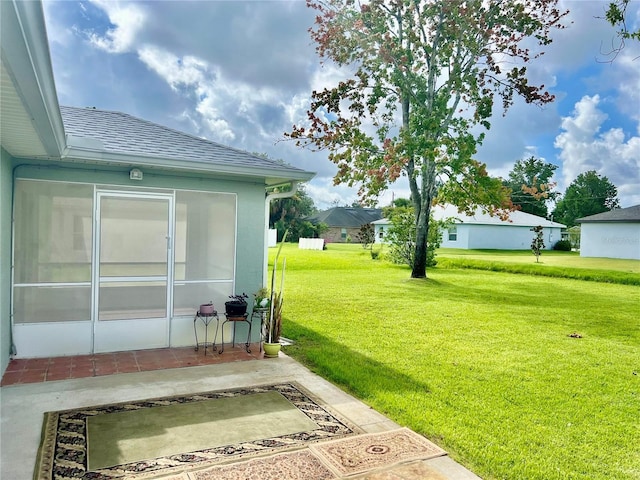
[272, 244, 640, 480]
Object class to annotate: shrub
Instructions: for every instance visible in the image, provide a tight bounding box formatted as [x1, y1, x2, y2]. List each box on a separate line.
[530, 225, 545, 263]
[357, 223, 375, 247]
[553, 239, 572, 251]
[385, 209, 442, 267]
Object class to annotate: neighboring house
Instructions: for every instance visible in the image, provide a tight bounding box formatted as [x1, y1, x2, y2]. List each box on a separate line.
[372, 218, 391, 244]
[577, 205, 640, 260]
[374, 204, 565, 249]
[0, 1, 314, 374]
[307, 207, 383, 243]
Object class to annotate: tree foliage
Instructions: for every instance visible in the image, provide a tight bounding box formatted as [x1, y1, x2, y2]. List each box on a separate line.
[270, 184, 323, 241]
[552, 171, 620, 227]
[356, 222, 376, 247]
[383, 203, 442, 268]
[288, 0, 567, 278]
[602, 1, 640, 60]
[504, 156, 558, 218]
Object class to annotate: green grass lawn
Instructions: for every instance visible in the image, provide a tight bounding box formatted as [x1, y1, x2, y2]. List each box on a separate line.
[272, 244, 640, 480]
[438, 248, 640, 273]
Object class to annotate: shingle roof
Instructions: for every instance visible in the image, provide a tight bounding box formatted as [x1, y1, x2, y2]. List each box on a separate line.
[307, 207, 383, 228]
[577, 205, 640, 223]
[59, 105, 312, 180]
[432, 204, 565, 227]
[373, 204, 565, 227]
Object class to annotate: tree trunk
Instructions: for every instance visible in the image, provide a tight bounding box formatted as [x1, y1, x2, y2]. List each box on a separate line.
[411, 204, 431, 278]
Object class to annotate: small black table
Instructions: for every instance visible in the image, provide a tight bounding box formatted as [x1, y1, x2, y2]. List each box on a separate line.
[219, 313, 252, 354]
[193, 310, 220, 355]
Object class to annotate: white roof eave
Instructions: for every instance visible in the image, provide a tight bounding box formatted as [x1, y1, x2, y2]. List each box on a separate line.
[0, 0, 66, 158]
[62, 145, 315, 185]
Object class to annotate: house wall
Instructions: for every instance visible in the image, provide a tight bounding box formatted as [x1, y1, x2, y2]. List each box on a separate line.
[6, 161, 267, 360]
[580, 223, 640, 260]
[322, 227, 362, 243]
[374, 224, 387, 243]
[0, 148, 14, 375]
[442, 224, 562, 250]
[442, 224, 471, 249]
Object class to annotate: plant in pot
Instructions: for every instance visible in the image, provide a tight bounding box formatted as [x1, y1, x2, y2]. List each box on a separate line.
[264, 232, 287, 358]
[253, 288, 270, 311]
[263, 291, 283, 358]
[225, 293, 248, 317]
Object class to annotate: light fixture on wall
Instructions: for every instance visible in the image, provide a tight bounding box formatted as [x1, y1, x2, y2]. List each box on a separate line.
[129, 168, 143, 181]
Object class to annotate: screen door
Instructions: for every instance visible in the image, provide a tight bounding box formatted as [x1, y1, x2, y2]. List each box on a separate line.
[93, 192, 173, 352]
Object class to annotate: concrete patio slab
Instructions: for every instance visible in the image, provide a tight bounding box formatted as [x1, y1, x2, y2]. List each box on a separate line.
[0, 353, 481, 480]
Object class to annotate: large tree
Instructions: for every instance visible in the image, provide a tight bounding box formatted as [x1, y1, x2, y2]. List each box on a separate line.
[504, 156, 558, 218]
[288, 0, 567, 278]
[552, 171, 620, 227]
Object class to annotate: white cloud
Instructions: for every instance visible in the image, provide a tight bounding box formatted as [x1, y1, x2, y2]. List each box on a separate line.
[614, 53, 640, 122]
[555, 95, 640, 207]
[557, 94, 608, 142]
[138, 46, 208, 91]
[42, 0, 640, 212]
[135, 45, 235, 142]
[305, 179, 359, 210]
[87, 0, 146, 53]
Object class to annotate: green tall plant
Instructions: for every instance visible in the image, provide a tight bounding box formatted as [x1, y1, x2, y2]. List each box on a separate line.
[268, 230, 288, 343]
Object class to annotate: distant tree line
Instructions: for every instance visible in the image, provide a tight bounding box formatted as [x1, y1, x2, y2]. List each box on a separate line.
[269, 184, 327, 242]
[503, 156, 620, 227]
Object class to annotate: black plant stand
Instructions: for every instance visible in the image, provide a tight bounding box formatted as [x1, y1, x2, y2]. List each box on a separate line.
[219, 313, 251, 354]
[251, 308, 269, 352]
[193, 311, 220, 355]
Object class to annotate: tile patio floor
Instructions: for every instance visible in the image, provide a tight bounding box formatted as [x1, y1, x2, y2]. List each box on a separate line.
[0, 348, 482, 480]
[1, 344, 262, 386]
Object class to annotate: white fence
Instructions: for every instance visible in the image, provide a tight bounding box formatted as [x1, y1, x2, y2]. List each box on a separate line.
[268, 229, 278, 247]
[298, 238, 325, 250]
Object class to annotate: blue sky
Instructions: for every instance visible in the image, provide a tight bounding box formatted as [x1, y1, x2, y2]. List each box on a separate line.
[42, 0, 640, 210]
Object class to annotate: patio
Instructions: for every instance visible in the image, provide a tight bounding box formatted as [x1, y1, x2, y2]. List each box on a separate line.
[0, 350, 481, 479]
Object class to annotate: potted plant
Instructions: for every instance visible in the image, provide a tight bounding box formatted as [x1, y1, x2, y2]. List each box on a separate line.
[263, 291, 283, 357]
[225, 293, 248, 317]
[253, 288, 270, 310]
[264, 232, 287, 358]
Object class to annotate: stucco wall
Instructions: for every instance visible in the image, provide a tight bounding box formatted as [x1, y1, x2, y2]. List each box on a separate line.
[0, 149, 14, 375]
[580, 223, 640, 260]
[442, 224, 562, 250]
[376, 221, 562, 250]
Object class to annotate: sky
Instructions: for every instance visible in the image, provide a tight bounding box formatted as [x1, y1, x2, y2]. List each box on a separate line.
[42, 0, 640, 211]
